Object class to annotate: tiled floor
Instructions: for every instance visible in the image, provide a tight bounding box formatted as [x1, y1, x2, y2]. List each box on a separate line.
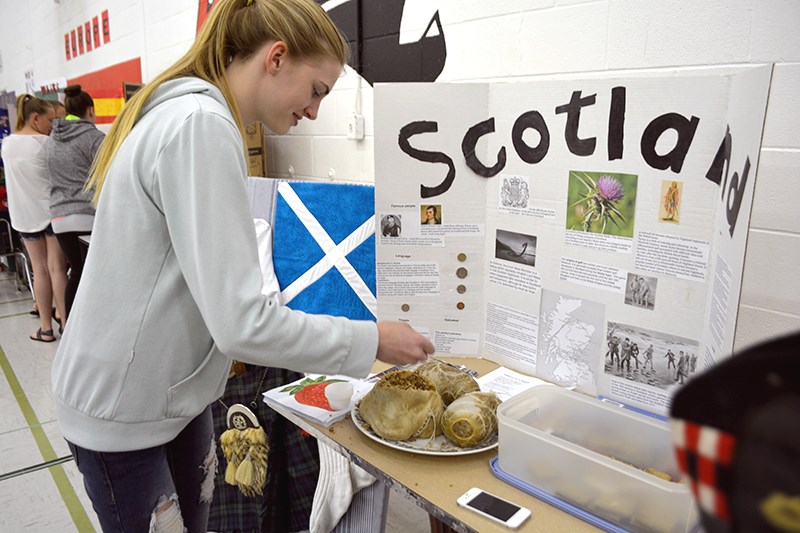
[0, 273, 429, 532]
[0, 273, 101, 532]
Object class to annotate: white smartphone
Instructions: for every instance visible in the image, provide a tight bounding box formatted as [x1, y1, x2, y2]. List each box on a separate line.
[457, 487, 531, 529]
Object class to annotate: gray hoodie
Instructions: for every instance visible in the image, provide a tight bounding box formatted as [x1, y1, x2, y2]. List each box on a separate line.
[52, 78, 378, 452]
[43, 117, 104, 217]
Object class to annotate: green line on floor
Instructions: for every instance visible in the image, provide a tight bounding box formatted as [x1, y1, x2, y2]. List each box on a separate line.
[0, 345, 96, 532]
[0, 418, 57, 437]
[0, 311, 31, 319]
[0, 296, 34, 305]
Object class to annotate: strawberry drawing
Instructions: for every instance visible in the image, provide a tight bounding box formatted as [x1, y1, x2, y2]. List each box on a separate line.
[281, 376, 346, 411]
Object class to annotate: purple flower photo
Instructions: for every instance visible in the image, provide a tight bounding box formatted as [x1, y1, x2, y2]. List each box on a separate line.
[566, 171, 638, 237]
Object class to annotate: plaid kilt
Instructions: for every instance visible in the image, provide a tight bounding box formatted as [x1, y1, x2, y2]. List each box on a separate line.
[208, 365, 321, 533]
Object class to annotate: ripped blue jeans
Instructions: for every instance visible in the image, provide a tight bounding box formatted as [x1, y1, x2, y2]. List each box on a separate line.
[67, 406, 217, 533]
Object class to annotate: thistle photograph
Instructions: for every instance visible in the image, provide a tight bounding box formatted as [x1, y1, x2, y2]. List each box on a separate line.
[565, 171, 638, 238]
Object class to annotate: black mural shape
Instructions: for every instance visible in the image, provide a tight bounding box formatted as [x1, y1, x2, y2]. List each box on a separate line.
[322, 0, 447, 85]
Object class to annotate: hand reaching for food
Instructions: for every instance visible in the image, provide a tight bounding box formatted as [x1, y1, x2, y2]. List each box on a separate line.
[375, 321, 434, 366]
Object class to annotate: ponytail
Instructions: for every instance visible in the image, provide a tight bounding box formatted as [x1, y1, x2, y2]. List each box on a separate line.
[14, 94, 50, 132]
[14, 95, 27, 132]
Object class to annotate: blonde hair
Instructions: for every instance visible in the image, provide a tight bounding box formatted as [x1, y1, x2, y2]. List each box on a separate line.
[86, 0, 348, 204]
[15, 94, 51, 132]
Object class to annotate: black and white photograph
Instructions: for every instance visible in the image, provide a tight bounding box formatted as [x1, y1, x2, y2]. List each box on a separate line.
[380, 213, 402, 237]
[604, 321, 699, 390]
[495, 229, 537, 267]
[624, 273, 657, 310]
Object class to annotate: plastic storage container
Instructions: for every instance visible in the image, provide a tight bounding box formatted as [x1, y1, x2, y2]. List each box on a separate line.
[497, 386, 697, 533]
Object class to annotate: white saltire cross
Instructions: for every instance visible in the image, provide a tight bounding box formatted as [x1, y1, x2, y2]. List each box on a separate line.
[277, 182, 377, 318]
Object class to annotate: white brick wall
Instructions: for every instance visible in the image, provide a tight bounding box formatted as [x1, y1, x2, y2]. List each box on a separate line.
[762, 63, 800, 147]
[750, 149, 800, 234]
[607, 0, 754, 67]
[0, 0, 797, 350]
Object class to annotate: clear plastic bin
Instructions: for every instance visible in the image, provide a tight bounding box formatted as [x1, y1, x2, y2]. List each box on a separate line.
[497, 386, 697, 533]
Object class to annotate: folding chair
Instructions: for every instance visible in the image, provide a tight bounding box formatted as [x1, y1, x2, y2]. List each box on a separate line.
[0, 217, 34, 298]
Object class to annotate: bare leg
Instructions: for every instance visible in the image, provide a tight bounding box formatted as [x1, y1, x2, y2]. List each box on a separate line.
[45, 235, 68, 326]
[22, 238, 54, 338]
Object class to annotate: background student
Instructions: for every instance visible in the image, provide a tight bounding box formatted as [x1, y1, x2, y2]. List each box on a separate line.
[43, 84, 104, 322]
[1, 94, 67, 342]
[50, 99, 67, 119]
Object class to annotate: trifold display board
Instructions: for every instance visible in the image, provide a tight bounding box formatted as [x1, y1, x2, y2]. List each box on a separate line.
[374, 65, 771, 416]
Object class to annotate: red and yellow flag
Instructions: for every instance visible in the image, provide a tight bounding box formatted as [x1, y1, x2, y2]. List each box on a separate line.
[68, 58, 141, 124]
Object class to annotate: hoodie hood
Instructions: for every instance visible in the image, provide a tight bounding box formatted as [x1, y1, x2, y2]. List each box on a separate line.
[43, 114, 106, 219]
[50, 118, 99, 142]
[139, 77, 234, 123]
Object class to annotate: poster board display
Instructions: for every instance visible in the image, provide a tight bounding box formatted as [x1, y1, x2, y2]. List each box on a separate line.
[374, 66, 771, 416]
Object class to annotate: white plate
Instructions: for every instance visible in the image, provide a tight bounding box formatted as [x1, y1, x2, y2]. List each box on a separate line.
[350, 403, 498, 456]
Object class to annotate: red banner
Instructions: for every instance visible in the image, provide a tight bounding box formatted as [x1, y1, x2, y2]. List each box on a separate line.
[196, 0, 218, 34]
[77, 25, 84, 55]
[68, 58, 142, 124]
[102, 10, 110, 43]
[93, 16, 100, 48]
[65, 33, 71, 60]
[85, 22, 92, 52]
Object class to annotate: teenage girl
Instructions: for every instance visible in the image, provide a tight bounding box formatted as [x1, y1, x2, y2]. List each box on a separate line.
[51, 1, 433, 531]
[1, 94, 67, 342]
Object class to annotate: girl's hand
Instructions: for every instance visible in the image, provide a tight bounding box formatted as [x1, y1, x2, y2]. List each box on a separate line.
[375, 321, 434, 366]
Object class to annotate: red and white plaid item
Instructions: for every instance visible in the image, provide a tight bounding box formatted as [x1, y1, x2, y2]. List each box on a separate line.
[670, 419, 737, 522]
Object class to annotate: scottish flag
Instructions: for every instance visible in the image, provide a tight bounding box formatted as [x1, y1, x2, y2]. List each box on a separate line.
[271, 181, 377, 321]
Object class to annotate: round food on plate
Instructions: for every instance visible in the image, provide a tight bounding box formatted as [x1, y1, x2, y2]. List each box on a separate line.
[414, 359, 480, 406]
[359, 370, 444, 441]
[442, 391, 501, 448]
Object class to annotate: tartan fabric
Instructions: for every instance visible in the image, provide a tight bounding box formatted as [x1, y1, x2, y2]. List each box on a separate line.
[670, 331, 800, 532]
[208, 180, 379, 532]
[671, 419, 737, 522]
[208, 365, 320, 533]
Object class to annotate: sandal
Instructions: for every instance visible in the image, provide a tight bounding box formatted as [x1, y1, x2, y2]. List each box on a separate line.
[30, 328, 56, 343]
[30, 307, 57, 318]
